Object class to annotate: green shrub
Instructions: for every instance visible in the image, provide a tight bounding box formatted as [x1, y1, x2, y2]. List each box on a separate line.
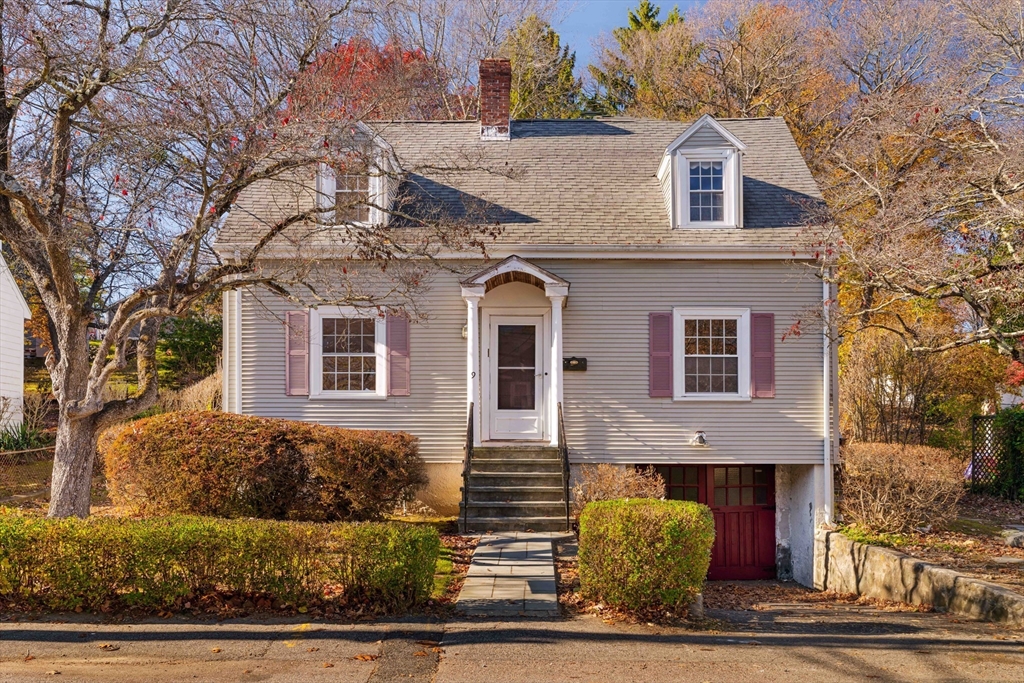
[157, 309, 222, 387]
[578, 498, 715, 612]
[102, 411, 425, 521]
[0, 512, 439, 612]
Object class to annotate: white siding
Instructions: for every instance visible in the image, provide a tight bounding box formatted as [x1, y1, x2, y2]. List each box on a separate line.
[238, 271, 467, 463]
[0, 254, 28, 427]
[236, 260, 825, 465]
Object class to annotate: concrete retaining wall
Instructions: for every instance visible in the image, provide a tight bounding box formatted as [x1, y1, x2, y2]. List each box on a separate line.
[814, 529, 1024, 628]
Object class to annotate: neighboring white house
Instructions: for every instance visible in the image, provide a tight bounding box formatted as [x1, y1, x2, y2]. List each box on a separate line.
[0, 242, 31, 428]
[215, 60, 838, 587]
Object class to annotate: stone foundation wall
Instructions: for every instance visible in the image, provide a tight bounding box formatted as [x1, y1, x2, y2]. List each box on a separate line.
[814, 529, 1024, 628]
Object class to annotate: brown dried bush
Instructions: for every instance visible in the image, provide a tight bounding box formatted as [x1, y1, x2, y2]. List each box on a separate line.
[570, 464, 665, 521]
[839, 443, 966, 533]
[102, 411, 425, 521]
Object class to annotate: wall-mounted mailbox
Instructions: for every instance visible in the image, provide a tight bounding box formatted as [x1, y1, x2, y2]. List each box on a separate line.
[563, 357, 587, 371]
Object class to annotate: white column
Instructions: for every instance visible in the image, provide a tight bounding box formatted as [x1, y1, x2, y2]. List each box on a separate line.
[462, 288, 484, 444]
[546, 290, 567, 447]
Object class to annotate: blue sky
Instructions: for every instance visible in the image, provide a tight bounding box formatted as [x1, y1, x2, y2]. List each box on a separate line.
[552, 0, 706, 73]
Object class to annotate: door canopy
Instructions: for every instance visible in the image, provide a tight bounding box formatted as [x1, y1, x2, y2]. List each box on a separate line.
[460, 255, 569, 298]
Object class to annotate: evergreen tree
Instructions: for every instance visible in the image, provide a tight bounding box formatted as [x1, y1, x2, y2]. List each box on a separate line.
[502, 15, 583, 119]
[586, 1, 690, 116]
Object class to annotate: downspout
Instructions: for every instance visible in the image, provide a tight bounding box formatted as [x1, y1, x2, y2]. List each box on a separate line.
[830, 278, 841, 503]
[235, 288, 242, 414]
[222, 291, 230, 411]
[822, 278, 835, 524]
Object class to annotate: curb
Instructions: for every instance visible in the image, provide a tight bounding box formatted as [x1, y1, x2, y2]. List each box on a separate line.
[814, 529, 1024, 628]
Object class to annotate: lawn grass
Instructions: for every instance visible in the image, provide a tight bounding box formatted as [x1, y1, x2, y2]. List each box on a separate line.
[432, 544, 456, 599]
[0, 458, 53, 498]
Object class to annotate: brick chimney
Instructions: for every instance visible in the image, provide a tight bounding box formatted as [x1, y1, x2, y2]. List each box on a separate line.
[479, 58, 511, 141]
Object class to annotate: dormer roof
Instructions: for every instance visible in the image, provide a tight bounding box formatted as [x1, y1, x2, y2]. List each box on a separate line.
[664, 114, 748, 153]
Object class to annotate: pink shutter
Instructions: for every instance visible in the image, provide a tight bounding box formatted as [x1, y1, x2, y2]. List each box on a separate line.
[751, 313, 775, 398]
[284, 311, 309, 396]
[387, 314, 411, 396]
[649, 312, 673, 398]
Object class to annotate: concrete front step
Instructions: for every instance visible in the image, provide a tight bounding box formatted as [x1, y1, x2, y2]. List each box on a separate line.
[462, 516, 569, 533]
[470, 459, 563, 473]
[469, 485, 566, 502]
[462, 501, 568, 518]
[472, 446, 560, 460]
[469, 473, 566, 490]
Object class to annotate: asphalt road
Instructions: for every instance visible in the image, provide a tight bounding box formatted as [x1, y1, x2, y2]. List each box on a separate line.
[1, 603, 1022, 682]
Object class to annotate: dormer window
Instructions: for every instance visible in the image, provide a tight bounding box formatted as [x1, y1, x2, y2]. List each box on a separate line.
[316, 125, 400, 227]
[335, 164, 371, 223]
[689, 161, 724, 223]
[658, 114, 747, 229]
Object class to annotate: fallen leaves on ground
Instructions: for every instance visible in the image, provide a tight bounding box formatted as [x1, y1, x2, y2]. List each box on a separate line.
[703, 582, 931, 613]
[24, 655, 35, 662]
[413, 650, 428, 657]
[856, 494, 1024, 594]
[210, 648, 221, 653]
[322, 662, 334, 668]
[96, 644, 119, 651]
[306, 647, 320, 652]
[352, 654, 379, 662]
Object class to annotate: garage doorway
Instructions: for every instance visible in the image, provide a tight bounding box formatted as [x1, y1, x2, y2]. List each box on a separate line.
[649, 464, 776, 580]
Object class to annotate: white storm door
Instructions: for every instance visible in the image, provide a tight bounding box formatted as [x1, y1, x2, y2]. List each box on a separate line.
[488, 316, 545, 440]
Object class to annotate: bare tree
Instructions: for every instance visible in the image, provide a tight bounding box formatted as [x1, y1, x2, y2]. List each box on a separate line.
[371, 0, 556, 119]
[0, 0, 504, 517]
[807, 0, 1024, 362]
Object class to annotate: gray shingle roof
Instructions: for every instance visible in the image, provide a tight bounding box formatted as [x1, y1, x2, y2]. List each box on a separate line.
[217, 116, 822, 254]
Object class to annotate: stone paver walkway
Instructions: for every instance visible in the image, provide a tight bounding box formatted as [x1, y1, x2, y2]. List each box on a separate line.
[456, 532, 559, 617]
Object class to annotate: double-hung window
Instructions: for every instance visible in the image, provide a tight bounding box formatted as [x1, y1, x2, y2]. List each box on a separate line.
[673, 308, 750, 400]
[689, 161, 724, 222]
[317, 149, 377, 225]
[309, 307, 387, 398]
[335, 166, 371, 223]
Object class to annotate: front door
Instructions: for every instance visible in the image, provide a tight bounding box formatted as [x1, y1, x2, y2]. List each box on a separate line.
[487, 316, 545, 440]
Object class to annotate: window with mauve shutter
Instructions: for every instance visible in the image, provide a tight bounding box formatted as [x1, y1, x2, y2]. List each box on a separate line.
[387, 315, 410, 396]
[751, 313, 775, 398]
[284, 311, 309, 396]
[649, 312, 673, 397]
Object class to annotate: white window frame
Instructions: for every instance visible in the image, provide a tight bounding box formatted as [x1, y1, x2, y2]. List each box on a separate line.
[675, 149, 739, 228]
[316, 154, 385, 227]
[673, 307, 751, 402]
[309, 306, 388, 399]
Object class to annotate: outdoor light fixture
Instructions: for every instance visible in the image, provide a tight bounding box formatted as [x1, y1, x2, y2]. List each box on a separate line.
[462, 325, 468, 339]
[691, 431, 708, 447]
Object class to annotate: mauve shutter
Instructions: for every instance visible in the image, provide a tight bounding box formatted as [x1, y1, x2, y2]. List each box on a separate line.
[387, 314, 411, 396]
[751, 313, 775, 398]
[284, 311, 309, 396]
[649, 312, 673, 398]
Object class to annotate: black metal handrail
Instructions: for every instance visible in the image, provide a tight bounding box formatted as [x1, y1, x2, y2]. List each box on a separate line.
[461, 403, 474, 532]
[558, 402, 570, 532]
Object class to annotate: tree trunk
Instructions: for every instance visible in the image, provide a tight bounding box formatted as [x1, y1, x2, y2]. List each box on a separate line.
[47, 413, 98, 518]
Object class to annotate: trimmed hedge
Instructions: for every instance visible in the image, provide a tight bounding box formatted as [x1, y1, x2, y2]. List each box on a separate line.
[0, 512, 440, 612]
[578, 499, 715, 611]
[102, 411, 426, 521]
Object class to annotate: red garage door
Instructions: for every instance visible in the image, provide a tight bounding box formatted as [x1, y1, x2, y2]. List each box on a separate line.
[651, 464, 776, 580]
